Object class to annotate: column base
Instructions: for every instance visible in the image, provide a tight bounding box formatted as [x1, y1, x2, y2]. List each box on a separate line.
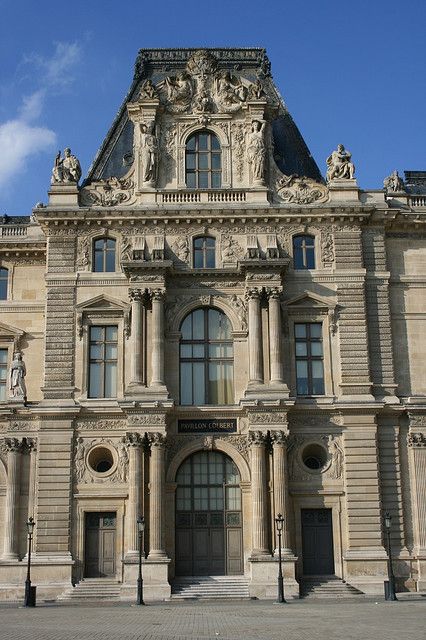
[121, 557, 171, 602]
[249, 555, 299, 600]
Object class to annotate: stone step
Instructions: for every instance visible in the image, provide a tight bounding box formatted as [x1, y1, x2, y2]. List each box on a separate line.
[301, 577, 364, 599]
[58, 580, 121, 602]
[171, 575, 250, 600]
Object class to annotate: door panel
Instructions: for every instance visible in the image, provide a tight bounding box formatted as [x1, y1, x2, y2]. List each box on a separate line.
[301, 509, 334, 575]
[175, 451, 243, 576]
[84, 512, 116, 578]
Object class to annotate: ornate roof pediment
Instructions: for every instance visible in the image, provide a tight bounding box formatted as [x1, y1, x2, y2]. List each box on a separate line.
[284, 291, 336, 310]
[76, 294, 129, 313]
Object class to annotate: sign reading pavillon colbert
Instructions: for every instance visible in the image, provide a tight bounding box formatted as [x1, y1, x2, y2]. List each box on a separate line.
[178, 419, 237, 434]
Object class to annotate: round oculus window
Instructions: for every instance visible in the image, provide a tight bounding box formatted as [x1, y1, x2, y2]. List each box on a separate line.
[302, 443, 328, 471]
[87, 446, 115, 474]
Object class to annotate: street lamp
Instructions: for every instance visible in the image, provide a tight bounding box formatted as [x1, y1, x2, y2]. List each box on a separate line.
[137, 515, 145, 605]
[24, 517, 36, 607]
[384, 512, 397, 601]
[275, 513, 286, 604]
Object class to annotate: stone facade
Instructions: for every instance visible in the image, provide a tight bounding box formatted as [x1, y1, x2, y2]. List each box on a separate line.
[0, 48, 425, 601]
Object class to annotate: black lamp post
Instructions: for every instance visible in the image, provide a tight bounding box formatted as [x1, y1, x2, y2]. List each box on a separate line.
[384, 512, 397, 601]
[137, 515, 145, 605]
[275, 513, 286, 603]
[24, 517, 36, 607]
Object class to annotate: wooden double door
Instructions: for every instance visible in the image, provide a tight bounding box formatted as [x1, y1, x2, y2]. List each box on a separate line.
[175, 451, 243, 576]
[301, 508, 334, 575]
[84, 512, 116, 578]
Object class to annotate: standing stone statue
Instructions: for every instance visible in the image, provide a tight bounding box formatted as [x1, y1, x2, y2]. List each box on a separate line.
[9, 352, 27, 401]
[247, 120, 267, 184]
[326, 144, 355, 182]
[383, 170, 405, 193]
[51, 148, 82, 184]
[140, 122, 158, 185]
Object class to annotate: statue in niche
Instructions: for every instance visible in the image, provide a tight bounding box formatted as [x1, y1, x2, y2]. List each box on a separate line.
[327, 435, 343, 479]
[216, 70, 246, 106]
[116, 437, 129, 482]
[51, 148, 82, 184]
[163, 71, 193, 108]
[140, 122, 158, 185]
[383, 170, 405, 193]
[9, 352, 27, 401]
[326, 144, 355, 182]
[247, 120, 267, 184]
[74, 437, 86, 483]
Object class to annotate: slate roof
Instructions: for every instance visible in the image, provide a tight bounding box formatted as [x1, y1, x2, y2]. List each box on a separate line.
[84, 48, 323, 186]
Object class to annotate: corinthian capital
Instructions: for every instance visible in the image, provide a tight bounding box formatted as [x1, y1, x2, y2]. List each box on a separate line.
[249, 430, 267, 446]
[150, 288, 165, 302]
[148, 432, 167, 447]
[270, 430, 289, 446]
[125, 432, 144, 448]
[245, 287, 261, 302]
[4, 437, 23, 453]
[129, 288, 144, 302]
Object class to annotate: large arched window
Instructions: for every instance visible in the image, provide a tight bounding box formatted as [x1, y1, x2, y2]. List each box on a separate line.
[180, 308, 233, 405]
[185, 131, 221, 189]
[0, 267, 8, 300]
[193, 236, 215, 268]
[93, 238, 116, 272]
[293, 234, 315, 269]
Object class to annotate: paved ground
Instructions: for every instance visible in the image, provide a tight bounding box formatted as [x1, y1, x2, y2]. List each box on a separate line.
[0, 597, 425, 640]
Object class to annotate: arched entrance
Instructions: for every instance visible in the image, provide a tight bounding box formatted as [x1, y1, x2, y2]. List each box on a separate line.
[175, 450, 243, 576]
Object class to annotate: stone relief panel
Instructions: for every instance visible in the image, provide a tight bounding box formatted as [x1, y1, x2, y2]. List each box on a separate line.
[80, 175, 136, 207]
[287, 433, 344, 482]
[73, 436, 129, 484]
[221, 232, 245, 264]
[165, 293, 247, 332]
[166, 433, 251, 465]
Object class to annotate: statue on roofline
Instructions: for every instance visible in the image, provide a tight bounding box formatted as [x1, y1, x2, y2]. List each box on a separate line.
[51, 148, 82, 184]
[326, 144, 355, 182]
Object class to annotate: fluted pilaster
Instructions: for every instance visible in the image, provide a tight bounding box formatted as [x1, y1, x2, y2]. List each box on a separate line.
[271, 430, 292, 553]
[247, 288, 263, 384]
[2, 438, 22, 559]
[268, 288, 283, 384]
[125, 433, 144, 556]
[150, 290, 165, 387]
[129, 289, 145, 386]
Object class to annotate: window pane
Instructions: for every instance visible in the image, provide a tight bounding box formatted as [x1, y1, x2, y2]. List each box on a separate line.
[296, 361, 308, 395]
[90, 326, 103, 341]
[206, 248, 216, 268]
[176, 487, 191, 511]
[186, 153, 196, 169]
[226, 459, 240, 484]
[186, 172, 196, 188]
[198, 172, 209, 188]
[0, 384, 5, 401]
[0, 349, 7, 364]
[208, 362, 219, 404]
[198, 134, 208, 150]
[186, 136, 196, 151]
[105, 344, 117, 360]
[226, 486, 241, 510]
[192, 309, 204, 339]
[90, 344, 103, 359]
[89, 363, 102, 398]
[209, 487, 223, 510]
[193, 362, 205, 404]
[294, 324, 306, 338]
[106, 238, 115, 249]
[193, 344, 204, 358]
[194, 249, 204, 268]
[180, 344, 192, 358]
[211, 153, 221, 170]
[211, 173, 221, 189]
[181, 316, 192, 340]
[104, 362, 117, 397]
[311, 361, 325, 394]
[206, 237, 215, 248]
[306, 247, 315, 269]
[198, 153, 209, 170]
[94, 239, 103, 250]
[223, 362, 234, 404]
[211, 135, 220, 151]
[180, 362, 192, 405]
[105, 250, 115, 272]
[295, 342, 307, 357]
[311, 342, 323, 357]
[310, 324, 322, 338]
[94, 252, 104, 272]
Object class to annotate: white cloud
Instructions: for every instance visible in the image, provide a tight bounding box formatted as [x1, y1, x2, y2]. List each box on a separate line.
[0, 118, 56, 187]
[0, 42, 81, 188]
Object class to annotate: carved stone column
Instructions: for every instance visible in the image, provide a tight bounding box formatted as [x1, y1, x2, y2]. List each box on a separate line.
[129, 289, 145, 387]
[125, 433, 144, 557]
[150, 289, 165, 387]
[408, 431, 426, 581]
[148, 433, 167, 558]
[250, 431, 269, 555]
[2, 438, 22, 559]
[270, 430, 292, 554]
[247, 288, 263, 384]
[268, 288, 283, 384]
[27, 439, 37, 521]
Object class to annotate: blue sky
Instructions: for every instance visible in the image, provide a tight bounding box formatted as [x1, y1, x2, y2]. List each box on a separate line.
[0, 0, 425, 215]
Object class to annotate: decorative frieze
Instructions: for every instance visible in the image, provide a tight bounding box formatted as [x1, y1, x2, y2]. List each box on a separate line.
[408, 432, 426, 448]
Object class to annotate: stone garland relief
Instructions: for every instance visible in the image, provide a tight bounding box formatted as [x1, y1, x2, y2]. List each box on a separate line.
[74, 436, 129, 484]
[79, 175, 136, 207]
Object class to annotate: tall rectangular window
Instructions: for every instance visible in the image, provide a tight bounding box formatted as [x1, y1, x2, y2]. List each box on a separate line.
[88, 326, 118, 398]
[294, 323, 324, 395]
[0, 349, 7, 401]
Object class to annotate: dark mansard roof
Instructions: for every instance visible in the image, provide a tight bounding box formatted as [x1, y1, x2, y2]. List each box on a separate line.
[84, 48, 323, 186]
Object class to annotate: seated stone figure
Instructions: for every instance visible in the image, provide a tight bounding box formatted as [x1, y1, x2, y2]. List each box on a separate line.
[326, 144, 355, 182]
[51, 148, 82, 184]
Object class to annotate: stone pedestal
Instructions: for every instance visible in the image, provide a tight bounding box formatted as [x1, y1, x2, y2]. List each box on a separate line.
[328, 178, 360, 202]
[249, 556, 299, 600]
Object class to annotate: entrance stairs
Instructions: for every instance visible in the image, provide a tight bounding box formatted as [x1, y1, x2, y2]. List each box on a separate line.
[300, 576, 364, 598]
[171, 575, 251, 600]
[58, 578, 121, 602]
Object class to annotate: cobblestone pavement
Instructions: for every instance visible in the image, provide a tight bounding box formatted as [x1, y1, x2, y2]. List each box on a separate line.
[0, 598, 425, 640]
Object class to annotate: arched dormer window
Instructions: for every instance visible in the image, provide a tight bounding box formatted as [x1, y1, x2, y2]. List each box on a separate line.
[93, 238, 116, 273]
[193, 236, 216, 268]
[0, 267, 8, 300]
[293, 235, 315, 270]
[185, 131, 221, 189]
[180, 308, 234, 405]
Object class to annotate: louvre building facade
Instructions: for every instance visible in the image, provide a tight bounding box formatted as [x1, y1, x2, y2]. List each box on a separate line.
[0, 48, 425, 601]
